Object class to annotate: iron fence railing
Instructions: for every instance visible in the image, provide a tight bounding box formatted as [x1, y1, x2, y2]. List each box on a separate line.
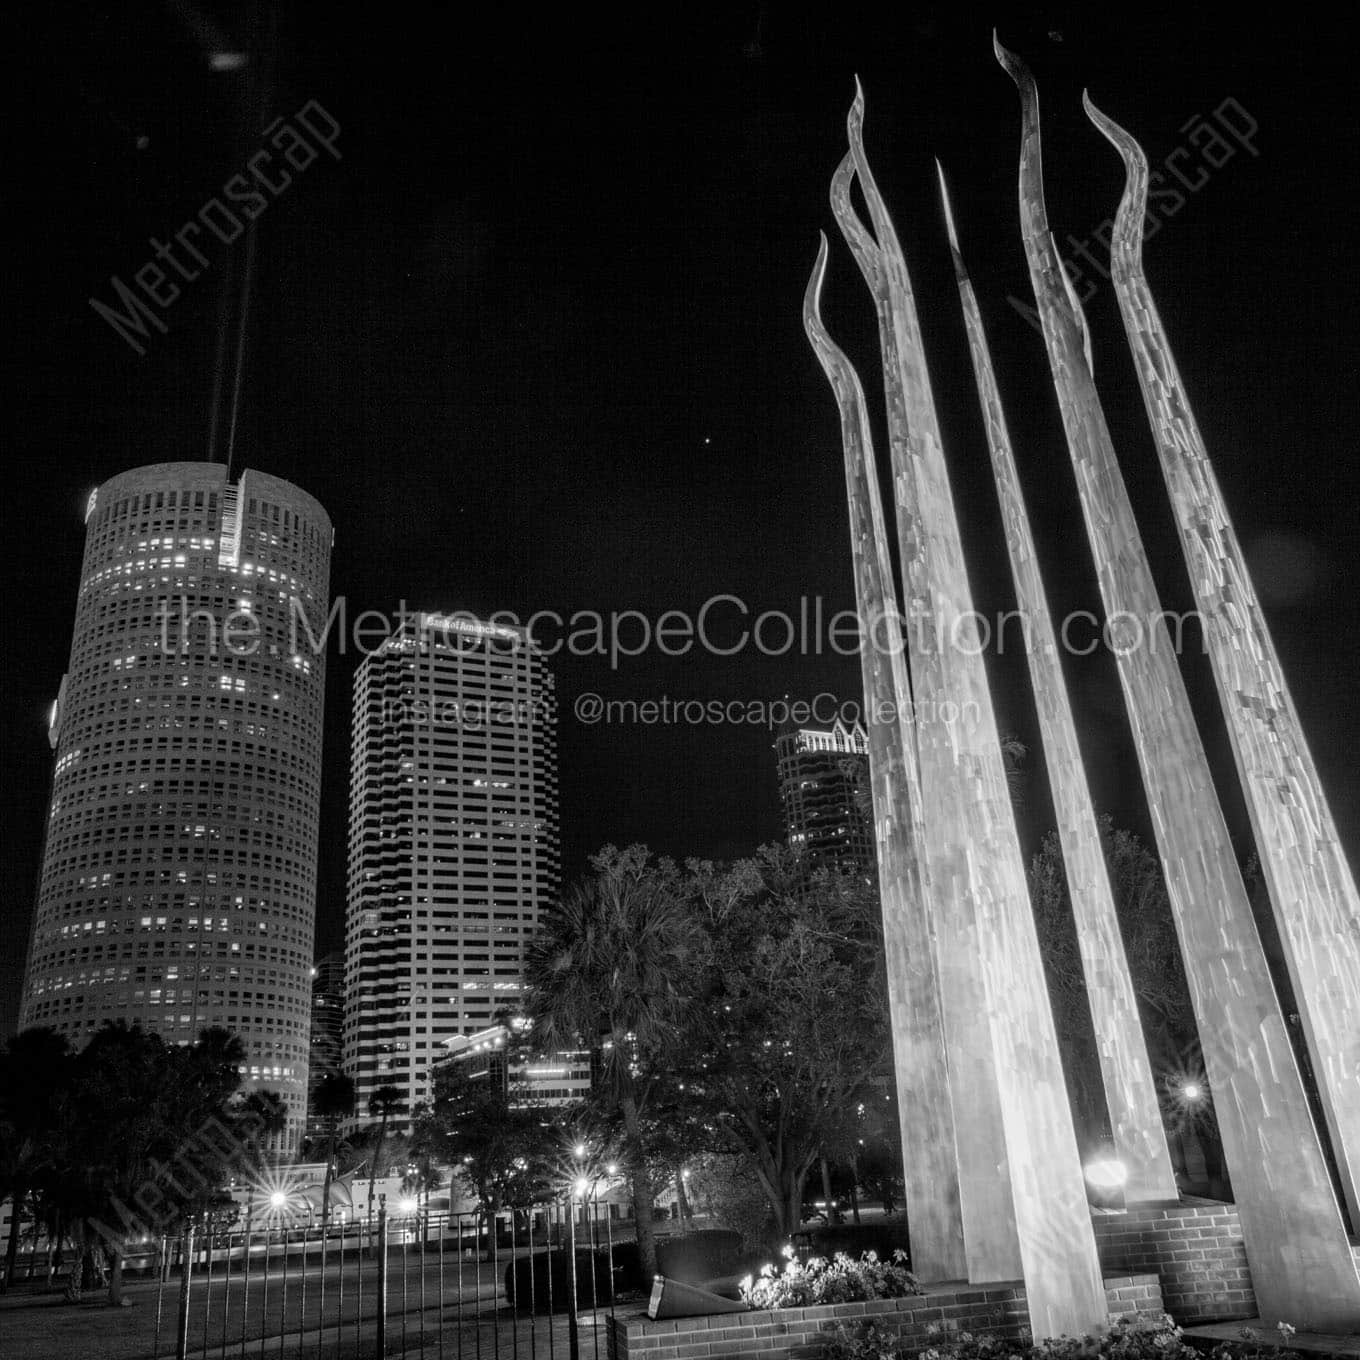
[138, 1198, 627, 1360]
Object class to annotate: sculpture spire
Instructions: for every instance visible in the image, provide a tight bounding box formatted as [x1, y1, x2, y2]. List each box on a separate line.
[802, 235, 966, 1281]
[830, 85, 1107, 1336]
[1085, 90, 1360, 1234]
[936, 162, 1177, 1203]
[997, 38, 1360, 1325]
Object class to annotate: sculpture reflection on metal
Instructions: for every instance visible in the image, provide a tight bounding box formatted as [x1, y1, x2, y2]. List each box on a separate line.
[823, 85, 1108, 1337]
[1084, 92, 1360, 1235]
[936, 164, 1179, 1206]
[829, 145, 1020, 1289]
[802, 234, 967, 1282]
[996, 36, 1360, 1326]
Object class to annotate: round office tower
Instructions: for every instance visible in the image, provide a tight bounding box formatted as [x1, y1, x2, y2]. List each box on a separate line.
[19, 463, 332, 1148]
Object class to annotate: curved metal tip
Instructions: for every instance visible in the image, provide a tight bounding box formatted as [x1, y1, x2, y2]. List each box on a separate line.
[993, 32, 1030, 85]
[803, 234, 831, 330]
[1082, 90, 1141, 163]
[1082, 88, 1115, 136]
[935, 161, 960, 251]
[848, 76, 866, 129]
[936, 161, 968, 283]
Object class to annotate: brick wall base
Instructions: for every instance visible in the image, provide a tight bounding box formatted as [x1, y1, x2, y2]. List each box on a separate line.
[1092, 1201, 1255, 1324]
[606, 1274, 1164, 1360]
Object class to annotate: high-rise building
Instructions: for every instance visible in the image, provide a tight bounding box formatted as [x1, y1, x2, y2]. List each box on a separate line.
[345, 611, 558, 1127]
[774, 720, 873, 871]
[431, 1019, 593, 1108]
[19, 463, 332, 1146]
[307, 952, 346, 1137]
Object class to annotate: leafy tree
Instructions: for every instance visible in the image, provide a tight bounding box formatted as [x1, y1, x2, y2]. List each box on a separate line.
[0, 1029, 75, 1290]
[13, 1023, 271, 1305]
[676, 848, 892, 1240]
[524, 845, 706, 1276]
[410, 1069, 558, 1256]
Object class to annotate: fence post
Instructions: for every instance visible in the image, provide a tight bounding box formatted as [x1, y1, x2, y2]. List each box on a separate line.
[375, 1202, 388, 1359]
[567, 1200, 579, 1360]
[174, 1221, 195, 1360]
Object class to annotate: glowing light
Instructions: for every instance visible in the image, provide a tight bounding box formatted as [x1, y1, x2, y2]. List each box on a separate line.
[1083, 1158, 1128, 1191]
[574, 1178, 590, 1197]
[1182, 1083, 1202, 1101]
[399, 1197, 418, 1213]
[606, 1164, 618, 1176]
[573, 1143, 586, 1159]
[270, 1191, 288, 1208]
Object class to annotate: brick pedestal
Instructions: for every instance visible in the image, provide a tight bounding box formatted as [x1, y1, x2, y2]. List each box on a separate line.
[1093, 1202, 1255, 1323]
[606, 1274, 1163, 1360]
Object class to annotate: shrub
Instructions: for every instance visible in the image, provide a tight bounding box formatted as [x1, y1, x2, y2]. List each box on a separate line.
[739, 1245, 921, 1310]
[822, 1315, 1303, 1360]
[796, 1221, 912, 1270]
[504, 1246, 630, 1311]
[656, 1230, 744, 1282]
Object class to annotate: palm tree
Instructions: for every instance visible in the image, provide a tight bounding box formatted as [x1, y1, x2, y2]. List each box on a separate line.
[523, 846, 706, 1277]
[312, 1073, 355, 1233]
[364, 1084, 403, 1231]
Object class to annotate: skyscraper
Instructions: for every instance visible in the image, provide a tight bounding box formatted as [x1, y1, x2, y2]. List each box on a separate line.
[774, 720, 873, 871]
[19, 462, 332, 1146]
[344, 611, 559, 1126]
[307, 952, 346, 1138]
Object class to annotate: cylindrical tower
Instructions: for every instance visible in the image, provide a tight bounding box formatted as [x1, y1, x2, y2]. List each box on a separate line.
[19, 462, 332, 1149]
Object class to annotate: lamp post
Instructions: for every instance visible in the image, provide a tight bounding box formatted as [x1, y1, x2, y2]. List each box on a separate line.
[566, 1142, 591, 1360]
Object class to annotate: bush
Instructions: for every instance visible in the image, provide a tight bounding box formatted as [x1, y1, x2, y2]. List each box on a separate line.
[796, 1221, 911, 1270]
[504, 1246, 633, 1312]
[739, 1246, 921, 1310]
[822, 1316, 1304, 1360]
[656, 1230, 744, 1282]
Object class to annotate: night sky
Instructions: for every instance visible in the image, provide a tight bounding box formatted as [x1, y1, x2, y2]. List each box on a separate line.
[6, 3, 1358, 1036]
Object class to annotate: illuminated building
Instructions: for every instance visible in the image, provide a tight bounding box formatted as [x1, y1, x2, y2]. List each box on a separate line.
[306, 952, 346, 1137]
[774, 721, 873, 870]
[344, 611, 558, 1128]
[18, 462, 332, 1147]
[431, 1020, 592, 1107]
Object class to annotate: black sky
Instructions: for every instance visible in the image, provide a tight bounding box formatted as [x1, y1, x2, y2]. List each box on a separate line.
[6, 2, 1358, 1034]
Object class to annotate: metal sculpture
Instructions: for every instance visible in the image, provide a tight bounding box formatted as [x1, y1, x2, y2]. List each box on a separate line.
[803, 233, 967, 1281]
[996, 36, 1360, 1326]
[828, 146, 1019, 1287]
[821, 85, 1108, 1336]
[1085, 92, 1360, 1235]
[937, 164, 1179, 1205]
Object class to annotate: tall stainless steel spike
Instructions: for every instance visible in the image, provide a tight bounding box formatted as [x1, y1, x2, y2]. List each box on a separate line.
[830, 146, 1021, 1289]
[996, 36, 1360, 1327]
[1084, 92, 1360, 1236]
[803, 233, 967, 1281]
[937, 162, 1178, 1205]
[833, 84, 1108, 1337]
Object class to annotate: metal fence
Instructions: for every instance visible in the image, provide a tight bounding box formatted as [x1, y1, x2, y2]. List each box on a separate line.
[145, 1200, 627, 1360]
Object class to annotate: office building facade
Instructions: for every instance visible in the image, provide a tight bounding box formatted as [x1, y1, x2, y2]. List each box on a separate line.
[774, 720, 873, 871]
[19, 462, 332, 1145]
[345, 612, 558, 1126]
